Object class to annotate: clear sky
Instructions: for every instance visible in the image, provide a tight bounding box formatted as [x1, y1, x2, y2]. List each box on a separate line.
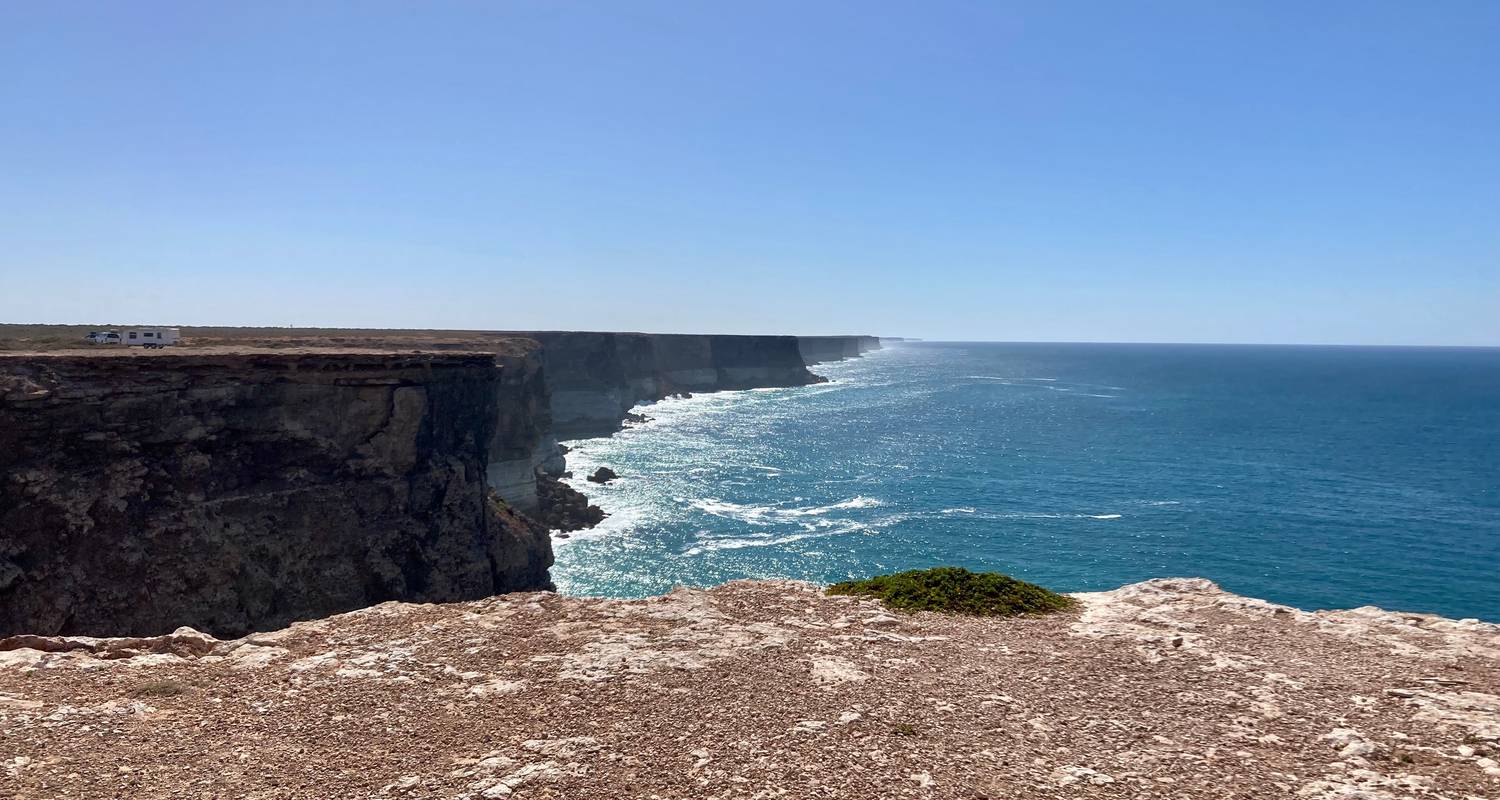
[2, 2, 1496, 344]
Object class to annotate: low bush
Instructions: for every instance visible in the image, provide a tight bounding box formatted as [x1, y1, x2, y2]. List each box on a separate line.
[827, 567, 1075, 616]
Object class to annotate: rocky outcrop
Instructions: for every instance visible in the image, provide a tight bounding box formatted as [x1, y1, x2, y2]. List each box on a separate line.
[2, 579, 1496, 798]
[532, 472, 605, 532]
[524, 333, 823, 438]
[586, 467, 618, 484]
[796, 335, 882, 365]
[0, 351, 553, 639]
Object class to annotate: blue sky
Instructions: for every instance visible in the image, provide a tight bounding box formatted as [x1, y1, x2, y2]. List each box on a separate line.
[2, 1, 1496, 344]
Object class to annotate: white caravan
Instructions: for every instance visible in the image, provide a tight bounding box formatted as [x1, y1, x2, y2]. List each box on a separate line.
[122, 327, 181, 348]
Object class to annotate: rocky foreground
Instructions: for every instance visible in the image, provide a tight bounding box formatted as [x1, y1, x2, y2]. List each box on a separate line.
[2, 579, 1498, 799]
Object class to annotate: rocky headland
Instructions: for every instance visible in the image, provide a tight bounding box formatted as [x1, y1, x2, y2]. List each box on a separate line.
[0, 348, 554, 639]
[1, 578, 1497, 798]
[0, 329, 882, 638]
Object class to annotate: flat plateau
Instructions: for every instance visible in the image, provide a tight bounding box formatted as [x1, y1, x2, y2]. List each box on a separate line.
[3, 579, 1498, 798]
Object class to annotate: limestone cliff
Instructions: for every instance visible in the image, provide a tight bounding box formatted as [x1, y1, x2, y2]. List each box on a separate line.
[0, 328, 876, 639]
[796, 335, 882, 365]
[484, 346, 563, 515]
[525, 332, 823, 438]
[0, 351, 553, 639]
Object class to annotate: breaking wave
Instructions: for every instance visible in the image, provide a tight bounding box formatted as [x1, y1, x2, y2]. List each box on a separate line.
[689, 496, 884, 523]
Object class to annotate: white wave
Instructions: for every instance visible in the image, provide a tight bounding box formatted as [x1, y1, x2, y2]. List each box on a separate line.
[968, 376, 1116, 398]
[912, 509, 1124, 521]
[689, 495, 883, 524]
[682, 514, 882, 556]
[683, 531, 820, 556]
[826, 496, 884, 510]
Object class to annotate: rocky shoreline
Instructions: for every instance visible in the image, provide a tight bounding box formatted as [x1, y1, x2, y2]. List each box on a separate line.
[2, 578, 1496, 798]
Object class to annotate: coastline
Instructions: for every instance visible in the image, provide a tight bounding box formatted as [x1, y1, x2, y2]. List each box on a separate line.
[543, 341, 1500, 622]
[0, 329, 884, 638]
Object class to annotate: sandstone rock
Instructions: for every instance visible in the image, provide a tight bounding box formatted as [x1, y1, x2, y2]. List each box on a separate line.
[587, 467, 619, 484]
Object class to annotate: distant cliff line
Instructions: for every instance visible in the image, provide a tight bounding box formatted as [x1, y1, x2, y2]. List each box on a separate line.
[0, 331, 883, 638]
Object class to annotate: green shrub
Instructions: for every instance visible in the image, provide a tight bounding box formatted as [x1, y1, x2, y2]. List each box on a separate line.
[826, 567, 1075, 616]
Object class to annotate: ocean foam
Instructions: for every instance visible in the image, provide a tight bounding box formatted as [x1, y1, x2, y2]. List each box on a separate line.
[683, 531, 820, 556]
[689, 496, 883, 524]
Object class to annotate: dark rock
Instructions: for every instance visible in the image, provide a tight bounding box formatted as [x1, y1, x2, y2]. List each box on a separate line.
[0, 352, 554, 638]
[587, 467, 619, 484]
[796, 335, 882, 365]
[524, 332, 823, 438]
[533, 472, 607, 532]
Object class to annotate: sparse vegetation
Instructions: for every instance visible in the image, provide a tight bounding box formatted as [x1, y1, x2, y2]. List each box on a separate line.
[826, 567, 1075, 617]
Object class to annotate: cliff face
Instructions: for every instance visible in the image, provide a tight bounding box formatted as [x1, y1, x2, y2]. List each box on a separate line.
[0, 351, 553, 639]
[484, 347, 563, 514]
[796, 335, 882, 365]
[0, 329, 861, 638]
[527, 333, 822, 438]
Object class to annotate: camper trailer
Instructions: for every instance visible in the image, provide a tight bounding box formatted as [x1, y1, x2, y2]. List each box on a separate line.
[121, 327, 181, 348]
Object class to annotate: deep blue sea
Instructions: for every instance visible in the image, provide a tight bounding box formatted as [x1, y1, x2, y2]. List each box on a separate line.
[554, 342, 1500, 621]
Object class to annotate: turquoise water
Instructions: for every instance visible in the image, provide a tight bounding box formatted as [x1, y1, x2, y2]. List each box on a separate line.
[553, 342, 1500, 621]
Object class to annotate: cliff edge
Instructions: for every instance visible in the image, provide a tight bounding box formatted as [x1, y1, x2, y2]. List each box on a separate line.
[1, 578, 1496, 798]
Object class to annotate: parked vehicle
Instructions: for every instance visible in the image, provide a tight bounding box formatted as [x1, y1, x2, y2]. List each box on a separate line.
[122, 327, 181, 349]
[84, 331, 122, 344]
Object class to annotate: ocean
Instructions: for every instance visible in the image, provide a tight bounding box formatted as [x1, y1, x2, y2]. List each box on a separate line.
[553, 342, 1500, 621]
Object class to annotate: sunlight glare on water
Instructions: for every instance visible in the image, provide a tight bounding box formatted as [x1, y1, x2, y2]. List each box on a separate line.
[553, 342, 1500, 621]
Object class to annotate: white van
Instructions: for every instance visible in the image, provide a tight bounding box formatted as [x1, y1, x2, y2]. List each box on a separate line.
[122, 328, 181, 349]
[84, 331, 122, 345]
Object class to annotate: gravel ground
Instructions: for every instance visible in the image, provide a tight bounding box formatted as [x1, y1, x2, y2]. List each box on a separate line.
[2, 579, 1497, 799]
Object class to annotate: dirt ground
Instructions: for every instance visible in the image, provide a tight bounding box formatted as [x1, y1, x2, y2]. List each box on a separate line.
[0, 325, 542, 358]
[2, 579, 1497, 799]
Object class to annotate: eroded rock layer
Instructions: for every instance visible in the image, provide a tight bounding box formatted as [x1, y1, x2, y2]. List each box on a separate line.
[0, 351, 553, 639]
[526, 332, 826, 438]
[797, 334, 882, 365]
[1, 579, 1495, 798]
